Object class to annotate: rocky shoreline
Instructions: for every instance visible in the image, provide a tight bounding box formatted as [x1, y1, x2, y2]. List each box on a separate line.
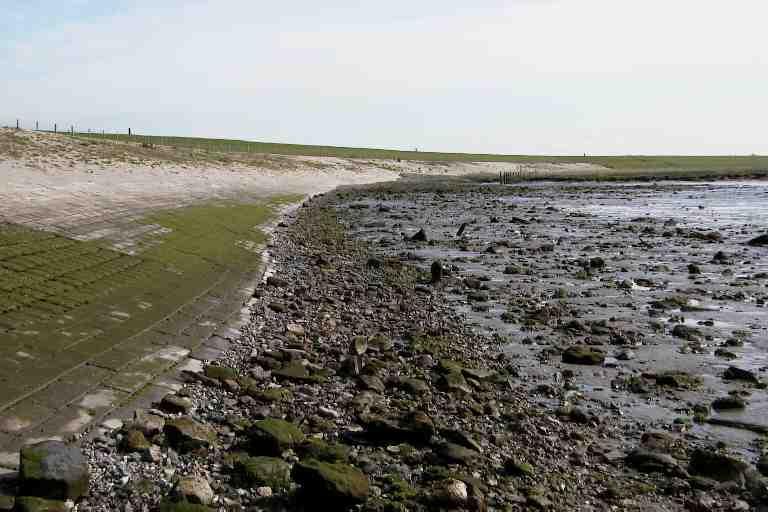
[3, 180, 768, 511]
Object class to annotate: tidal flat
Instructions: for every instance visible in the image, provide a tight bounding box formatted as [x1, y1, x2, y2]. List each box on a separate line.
[341, 179, 768, 459]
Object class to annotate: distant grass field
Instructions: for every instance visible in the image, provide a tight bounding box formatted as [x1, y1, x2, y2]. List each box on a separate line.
[71, 132, 768, 172]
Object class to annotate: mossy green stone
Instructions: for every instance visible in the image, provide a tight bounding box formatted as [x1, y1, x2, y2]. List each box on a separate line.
[19, 441, 89, 501]
[298, 439, 350, 463]
[505, 459, 534, 477]
[12, 497, 68, 512]
[234, 456, 291, 490]
[293, 459, 370, 505]
[257, 388, 294, 403]
[437, 358, 463, 374]
[248, 418, 305, 455]
[204, 365, 237, 382]
[562, 346, 605, 365]
[441, 371, 472, 394]
[157, 499, 213, 512]
[163, 417, 217, 453]
[0, 496, 13, 511]
[272, 362, 324, 383]
[122, 429, 151, 452]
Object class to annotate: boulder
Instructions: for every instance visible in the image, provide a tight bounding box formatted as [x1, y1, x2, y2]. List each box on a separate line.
[436, 442, 480, 466]
[266, 276, 288, 287]
[723, 366, 759, 384]
[671, 324, 703, 341]
[203, 365, 237, 383]
[121, 429, 151, 453]
[712, 396, 746, 410]
[273, 362, 322, 384]
[174, 475, 214, 505]
[11, 497, 68, 512]
[747, 234, 768, 247]
[158, 499, 213, 512]
[435, 479, 468, 506]
[131, 410, 165, 437]
[296, 439, 350, 463]
[233, 456, 291, 490]
[441, 371, 472, 394]
[163, 417, 217, 453]
[410, 229, 428, 242]
[247, 418, 305, 456]
[292, 460, 369, 506]
[361, 411, 435, 444]
[431, 261, 444, 283]
[688, 449, 749, 483]
[562, 346, 605, 365]
[625, 449, 685, 476]
[159, 394, 193, 414]
[398, 377, 430, 395]
[18, 441, 89, 501]
[358, 375, 385, 393]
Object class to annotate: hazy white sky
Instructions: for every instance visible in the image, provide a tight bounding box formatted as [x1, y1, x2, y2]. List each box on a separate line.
[2, 1, 766, 155]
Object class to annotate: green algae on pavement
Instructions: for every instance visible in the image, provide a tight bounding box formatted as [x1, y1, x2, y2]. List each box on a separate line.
[0, 196, 299, 417]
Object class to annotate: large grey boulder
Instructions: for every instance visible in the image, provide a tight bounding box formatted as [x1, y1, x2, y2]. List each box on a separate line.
[18, 441, 89, 501]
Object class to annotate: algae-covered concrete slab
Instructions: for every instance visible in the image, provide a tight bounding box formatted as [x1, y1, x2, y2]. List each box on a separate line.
[0, 197, 298, 458]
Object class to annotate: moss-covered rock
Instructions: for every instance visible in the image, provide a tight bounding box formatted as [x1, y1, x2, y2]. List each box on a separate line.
[18, 441, 89, 501]
[441, 372, 472, 394]
[712, 396, 746, 410]
[654, 371, 702, 390]
[248, 418, 305, 456]
[255, 388, 294, 403]
[297, 438, 350, 463]
[293, 459, 370, 506]
[233, 456, 291, 490]
[437, 358, 463, 374]
[204, 365, 237, 382]
[11, 497, 68, 512]
[689, 448, 749, 482]
[121, 429, 151, 453]
[157, 499, 213, 512]
[504, 458, 534, 477]
[163, 417, 217, 453]
[272, 362, 324, 383]
[671, 324, 703, 341]
[361, 411, 435, 444]
[562, 346, 605, 365]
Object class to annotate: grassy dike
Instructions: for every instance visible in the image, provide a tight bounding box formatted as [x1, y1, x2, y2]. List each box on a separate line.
[72, 132, 768, 172]
[0, 196, 299, 414]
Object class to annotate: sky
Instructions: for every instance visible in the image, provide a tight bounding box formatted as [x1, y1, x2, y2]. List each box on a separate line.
[2, 0, 767, 155]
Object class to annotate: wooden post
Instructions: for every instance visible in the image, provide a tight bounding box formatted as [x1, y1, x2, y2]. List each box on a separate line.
[16, 119, 19, 129]
[54, 123, 57, 133]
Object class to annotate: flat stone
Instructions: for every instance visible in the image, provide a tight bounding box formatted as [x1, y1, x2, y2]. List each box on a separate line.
[234, 456, 291, 490]
[562, 346, 605, 365]
[11, 496, 68, 512]
[292, 459, 369, 506]
[159, 394, 193, 414]
[18, 440, 89, 500]
[247, 418, 305, 456]
[175, 475, 214, 505]
[689, 448, 749, 482]
[436, 442, 480, 466]
[163, 417, 216, 453]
